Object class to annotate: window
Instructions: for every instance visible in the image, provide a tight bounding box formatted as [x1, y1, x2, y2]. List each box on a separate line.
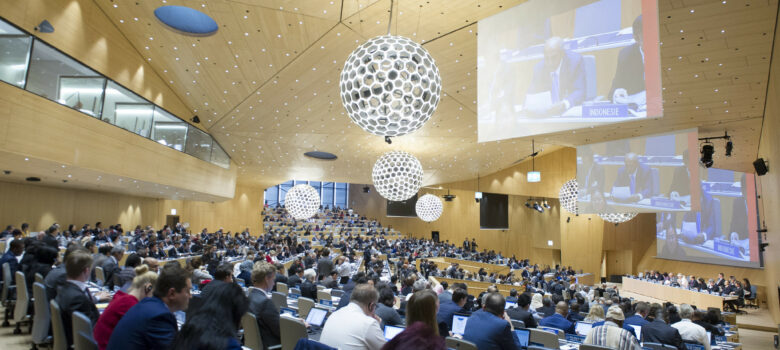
[26, 40, 105, 117]
[264, 181, 349, 209]
[102, 81, 154, 137]
[279, 181, 294, 205]
[335, 183, 348, 208]
[0, 21, 32, 88]
[151, 108, 187, 151]
[210, 142, 230, 169]
[264, 186, 279, 207]
[185, 125, 212, 161]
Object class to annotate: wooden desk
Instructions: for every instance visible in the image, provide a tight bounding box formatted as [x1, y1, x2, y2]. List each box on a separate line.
[622, 277, 735, 311]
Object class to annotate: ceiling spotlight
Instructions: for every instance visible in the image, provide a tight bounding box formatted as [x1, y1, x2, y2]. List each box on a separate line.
[443, 194, 455, 202]
[384, 136, 392, 145]
[362, 185, 370, 193]
[533, 202, 544, 213]
[35, 20, 54, 33]
[725, 139, 733, 157]
[191, 115, 200, 123]
[525, 199, 532, 208]
[543, 200, 551, 209]
[474, 191, 482, 203]
[700, 143, 715, 168]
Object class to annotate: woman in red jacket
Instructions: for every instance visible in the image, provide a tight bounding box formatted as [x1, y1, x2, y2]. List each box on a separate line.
[93, 264, 158, 350]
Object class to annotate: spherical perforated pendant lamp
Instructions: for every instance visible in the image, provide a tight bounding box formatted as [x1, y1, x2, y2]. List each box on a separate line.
[372, 150, 423, 201]
[559, 179, 579, 215]
[284, 184, 320, 220]
[339, 35, 441, 137]
[598, 212, 637, 224]
[416, 194, 443, 222]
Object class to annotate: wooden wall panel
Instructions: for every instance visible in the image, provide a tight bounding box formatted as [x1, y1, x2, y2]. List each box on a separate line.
[0, 0, 195, 123]
[0, 181, 263, 234]
[0, 83, 235, 200]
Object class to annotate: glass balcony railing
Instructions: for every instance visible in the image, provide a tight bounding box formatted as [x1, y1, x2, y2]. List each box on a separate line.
[0, 17, 230, 169]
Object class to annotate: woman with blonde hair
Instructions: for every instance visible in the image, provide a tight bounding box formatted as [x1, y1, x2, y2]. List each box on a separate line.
[93, 265, 158, 350]
[583, 304, 605, 323]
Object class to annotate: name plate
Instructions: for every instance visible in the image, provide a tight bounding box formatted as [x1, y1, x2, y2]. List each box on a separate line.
[565, 334, 585, 343]
[582, 104, 629, 118]
[650, 198, 683, 209]
[714, 240, 741, 258]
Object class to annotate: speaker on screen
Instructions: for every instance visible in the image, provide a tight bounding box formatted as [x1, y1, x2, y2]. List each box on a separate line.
[480, 193, 509, 229]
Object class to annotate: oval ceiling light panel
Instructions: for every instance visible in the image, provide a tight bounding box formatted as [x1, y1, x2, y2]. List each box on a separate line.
[154, 6, 218, 36]
[304, 151, 338, 160]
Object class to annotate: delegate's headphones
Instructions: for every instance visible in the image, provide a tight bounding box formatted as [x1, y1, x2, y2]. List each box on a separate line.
[145, 284, 153, 294]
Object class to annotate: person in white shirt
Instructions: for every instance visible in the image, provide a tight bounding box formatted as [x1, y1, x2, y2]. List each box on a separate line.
[671, 304, 711, 350]
[319, 283, 386, 350]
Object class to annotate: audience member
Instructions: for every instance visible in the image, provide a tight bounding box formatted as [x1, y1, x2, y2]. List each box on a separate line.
[375, 285, 403, 328]
[93, 265, 158, 350]
[585, 304, 606, 323]
[320, 284, 386, 350]
[583, 305, 641, 350]
[382, 289, 445, 350]
[107, 263, 192, 350]
[56, 249, 100, 348]
[462, 293, 518, 350]
[437, 288, 470, 335]
[247, 261, 282, 349]
[539, 301, 575, 334]
[171, 282, 248, 349]
[506, 292, 537, 328]
[301, 268, 318, 300]
[641, 303, 685, 350]
[671, 304, 711, 350]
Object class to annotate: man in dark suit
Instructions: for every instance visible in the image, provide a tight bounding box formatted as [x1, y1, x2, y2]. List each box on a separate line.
[525, 36, 586, 116]
[715, 273, 726, 289]
[287, 266, 304, 288]
[55, 249, 100, 348]
[107, 263, 192, 350]
[506, 293, 537, 328]
[641, 304, 685, 350]
[609, 15, 646, 101]
[0, 239, 23, 285]
[101, 246, 124, 291]
[437, 288, 470, 336]
[42, 225, 60, 249]
[317, 249, 335, 281]
[539, 301, 575, 334]
[167, 242, 181, 259]
[247, 261, 282, 349]
[536, 297, 555, 318]
[272, 263, 288, 292]
[462, 293, 518, 350]
[612, 153, 654, 202]
[624, 302, 650, 338]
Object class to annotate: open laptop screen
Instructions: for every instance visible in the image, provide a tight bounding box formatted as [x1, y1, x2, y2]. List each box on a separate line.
[305, 307, 328, 327]
[384, 325, 405, 341]
[452, 314, 469, 336]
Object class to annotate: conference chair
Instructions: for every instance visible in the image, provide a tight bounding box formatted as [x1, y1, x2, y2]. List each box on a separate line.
[94, 267, 106, 287]
[316, 285, 325, 291]
[445, 337, 478, 350]
[745, 285, 758, 308]
[290, 287, 301, 296]
[529, 328, 559, 349]
[271, 292, 288, 309]
[50, 300, 67, 350]
[317, 290, 331, 302]
[579, 344, 613, 350]
[75, 331, 98, 350]
[2, 262, 15, 327]
[13, 271, 31, 334]
[511, 319, 525, 329]
[242, 312, 282, 350]
[276, 282, 288, 295]
[643, 342, 678, 350]
[31, 282, 52, 349]
[34, 273, 44, 285]
[297, 297, 315, 319]
[72, 311, 93, 348]
[293, 338, 336, 350]
[279, 315, 307, 350]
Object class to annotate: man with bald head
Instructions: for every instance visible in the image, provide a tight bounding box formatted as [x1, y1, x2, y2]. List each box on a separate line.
[612, 152, 654, 202]
[525, 36, 586, 116]
[539, 301, 575, 334]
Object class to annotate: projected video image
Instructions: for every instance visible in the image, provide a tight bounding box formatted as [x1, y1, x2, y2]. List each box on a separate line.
[477, 0, 662, 142]
[656, 169, 760, 268]
[576, 129, 699, 214]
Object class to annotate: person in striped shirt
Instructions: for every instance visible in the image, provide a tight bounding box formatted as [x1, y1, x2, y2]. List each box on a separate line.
[584, 305, 642, 350]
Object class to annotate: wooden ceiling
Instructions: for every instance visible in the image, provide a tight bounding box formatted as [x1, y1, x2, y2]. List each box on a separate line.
[94, 0, 777, 188]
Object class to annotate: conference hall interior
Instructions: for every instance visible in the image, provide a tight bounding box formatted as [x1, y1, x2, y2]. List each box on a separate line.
[1, 0, 779, 349]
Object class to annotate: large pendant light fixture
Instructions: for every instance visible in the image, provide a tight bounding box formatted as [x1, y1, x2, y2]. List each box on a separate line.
[372, 150, 423, 201]
[559, 179, 579, 215]
[598, 212, 637, 224]
[284, 184, 320, 220]
[339, 0, 441, 138]
[416, 193, 443, 222]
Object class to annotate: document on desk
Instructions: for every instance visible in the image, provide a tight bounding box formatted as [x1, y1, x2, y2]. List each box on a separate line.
[611, 186, 631, 200]
[523, 91, 552, 114]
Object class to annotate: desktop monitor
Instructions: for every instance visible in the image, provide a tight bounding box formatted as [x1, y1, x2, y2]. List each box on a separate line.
[305, 307, 328, 328]
[384, 325, 405, 341]
[452, 314, 469, 336]
[514, 329, 530, 348]
[575, 322, 593, 336]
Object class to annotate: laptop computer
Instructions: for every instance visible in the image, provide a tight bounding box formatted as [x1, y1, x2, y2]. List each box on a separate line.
[451, 314, 469, 336]
[384, 325, 405, 341]
[505, 301, 518, 309]
[575, 322, 593, 336]
[629, 324, 641, 339]
[513, 328, 530, 349]
[305, 307, 328, 330]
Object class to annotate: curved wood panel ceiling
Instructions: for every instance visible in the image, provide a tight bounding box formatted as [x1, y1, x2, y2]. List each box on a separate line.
[96, 0, 776, 187]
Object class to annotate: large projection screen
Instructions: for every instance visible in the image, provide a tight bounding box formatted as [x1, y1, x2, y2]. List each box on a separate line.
[477, 0, 662, 142]
[576, 129, 700, 214]
[656, 169, 761, 268]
